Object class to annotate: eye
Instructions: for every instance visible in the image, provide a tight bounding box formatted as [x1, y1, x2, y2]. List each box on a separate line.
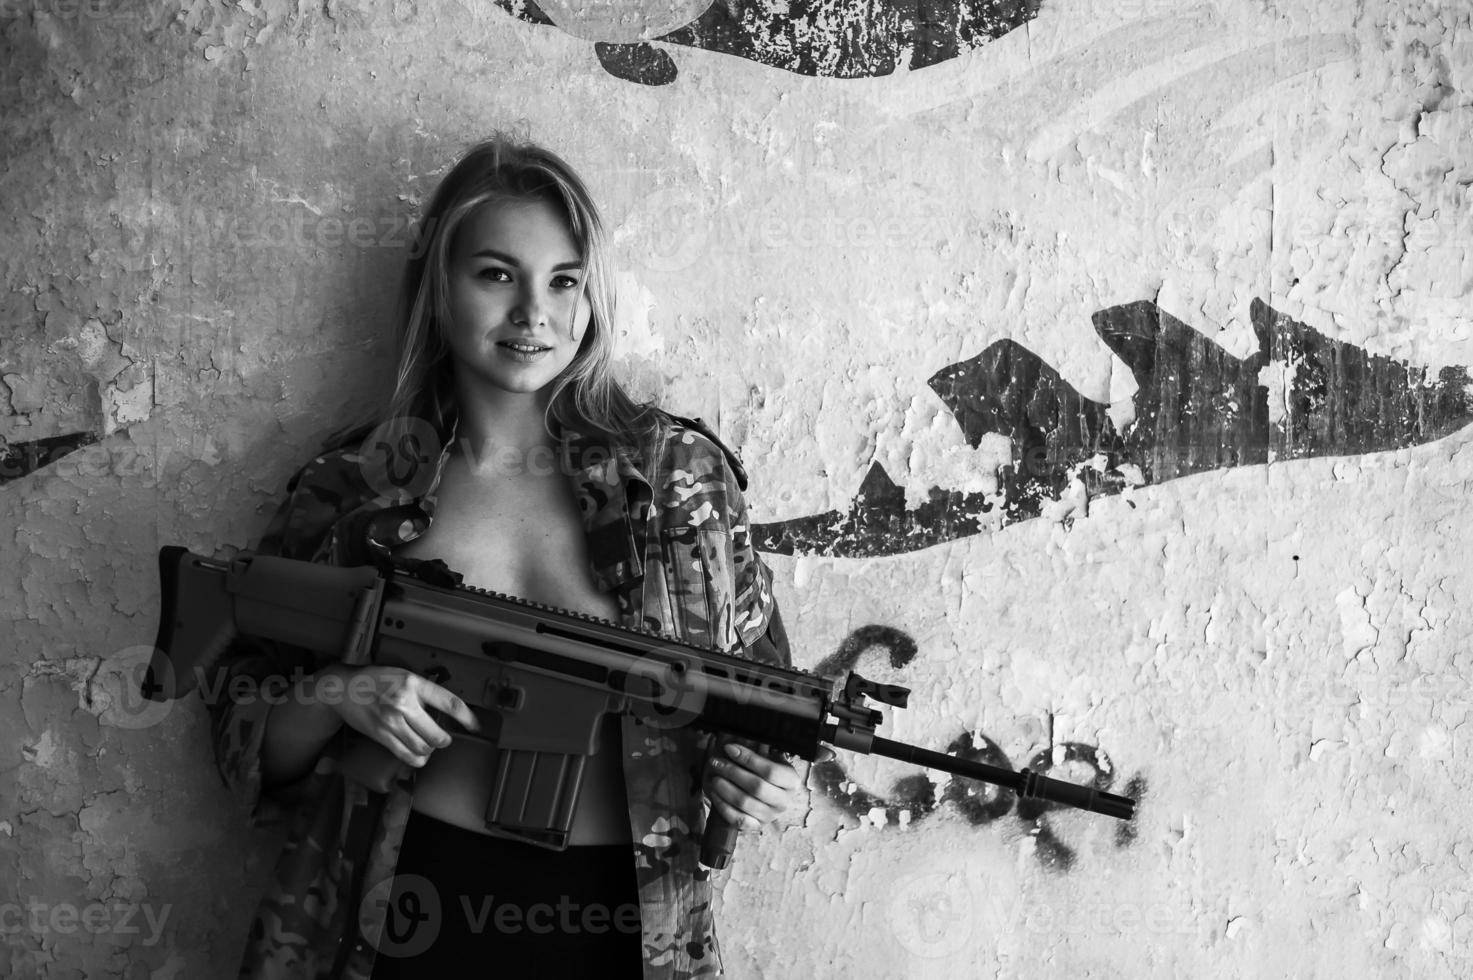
[476, 267, 511, 282]
[552, 274, 581, 289]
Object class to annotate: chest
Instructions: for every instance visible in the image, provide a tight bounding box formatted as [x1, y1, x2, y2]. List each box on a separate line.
[395, 458, 619, 621]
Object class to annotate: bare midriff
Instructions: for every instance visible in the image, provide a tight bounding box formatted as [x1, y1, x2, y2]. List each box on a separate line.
[394, 447, 632, 846]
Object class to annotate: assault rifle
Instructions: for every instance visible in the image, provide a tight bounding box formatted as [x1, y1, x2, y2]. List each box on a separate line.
[144, 547, 1135, 868]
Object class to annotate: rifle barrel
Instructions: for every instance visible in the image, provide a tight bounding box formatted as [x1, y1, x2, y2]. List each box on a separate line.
[866, 735, 1136, 821]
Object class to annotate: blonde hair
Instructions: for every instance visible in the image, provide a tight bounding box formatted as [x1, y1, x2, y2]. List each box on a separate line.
[340, 135, 659, 458]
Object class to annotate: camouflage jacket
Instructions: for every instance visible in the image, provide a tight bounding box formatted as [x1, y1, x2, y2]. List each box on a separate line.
[205, 411, 790, 979]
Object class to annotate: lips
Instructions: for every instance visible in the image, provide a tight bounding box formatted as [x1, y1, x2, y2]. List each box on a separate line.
[497, 341, 551, 353]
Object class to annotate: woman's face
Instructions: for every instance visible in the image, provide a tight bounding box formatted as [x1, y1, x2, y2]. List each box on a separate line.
[443, 196, 592, 402]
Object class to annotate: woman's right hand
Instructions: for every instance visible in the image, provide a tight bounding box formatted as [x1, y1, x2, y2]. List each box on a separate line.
[324, 664, 481, 768]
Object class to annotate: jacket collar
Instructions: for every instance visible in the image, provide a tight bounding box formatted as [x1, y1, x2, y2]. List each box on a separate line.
[555, 419, 653, 493]
[555, 418, 654, 593]
[429, 413, 654, 493]
[395, 413, 654, 594]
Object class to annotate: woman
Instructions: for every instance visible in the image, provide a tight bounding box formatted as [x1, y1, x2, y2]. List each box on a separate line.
[206, 137, 801, 979]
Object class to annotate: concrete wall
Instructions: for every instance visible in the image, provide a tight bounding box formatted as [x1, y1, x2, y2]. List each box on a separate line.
[3, 0, 1471, 976]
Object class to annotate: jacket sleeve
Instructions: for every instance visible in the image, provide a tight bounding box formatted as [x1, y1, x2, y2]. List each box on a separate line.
[745, 599, 792, 669]
[201, 456, 345, 828]
[721, 446, 792, 669]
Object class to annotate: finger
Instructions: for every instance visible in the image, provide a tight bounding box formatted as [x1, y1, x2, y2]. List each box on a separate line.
[709, 757, 789, 811]
[419, 679, 481, 734]
[386, 709, 441, 755]
[722, 743, 801, 792]
[705, 772, 780, 826]
[705, 777, 768, 832]
[375, 724, 435, 768]
[400, 703, 455, 752]
[711, 754, 806, 820]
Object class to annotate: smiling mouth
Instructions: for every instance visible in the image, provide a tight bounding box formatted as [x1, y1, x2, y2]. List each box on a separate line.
[498, 341, 551, 353]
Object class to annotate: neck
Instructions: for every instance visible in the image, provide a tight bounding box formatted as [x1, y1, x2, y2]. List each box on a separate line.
[450, 378, 559, 469]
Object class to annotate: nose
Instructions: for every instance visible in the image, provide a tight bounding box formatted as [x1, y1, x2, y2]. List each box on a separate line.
[513, 283, 548, 328]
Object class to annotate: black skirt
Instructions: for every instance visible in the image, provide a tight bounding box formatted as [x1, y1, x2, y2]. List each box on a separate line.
[367, 809, 644, 978]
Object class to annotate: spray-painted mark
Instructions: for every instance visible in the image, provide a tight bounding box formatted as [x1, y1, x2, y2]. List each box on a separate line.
[0, 431, 99, 484]
[1112, 774, 1147, 849]
[937, 730, 1015, 825]
[1013, 743, 1119, 872]
[755, 298, 1473, 557]
[491, 0, 1041, 86]
[810, 625, 1136, 870]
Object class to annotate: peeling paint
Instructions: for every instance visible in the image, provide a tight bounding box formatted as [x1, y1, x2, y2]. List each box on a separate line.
[5, 1, 1472, 978]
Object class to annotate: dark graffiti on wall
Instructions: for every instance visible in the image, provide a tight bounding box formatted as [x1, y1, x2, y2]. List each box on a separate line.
[0, 431, 98, 485]
[755, 298, 1473, 557]
[491, 0, 1041, 85]
[811, 624, 1142, 871]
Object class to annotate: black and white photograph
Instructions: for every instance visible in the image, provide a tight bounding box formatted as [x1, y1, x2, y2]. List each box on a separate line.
[2, 0, 1470, 977]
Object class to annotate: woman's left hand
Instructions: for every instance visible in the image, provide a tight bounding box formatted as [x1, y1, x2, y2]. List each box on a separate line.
[703, 739, 804, 832]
